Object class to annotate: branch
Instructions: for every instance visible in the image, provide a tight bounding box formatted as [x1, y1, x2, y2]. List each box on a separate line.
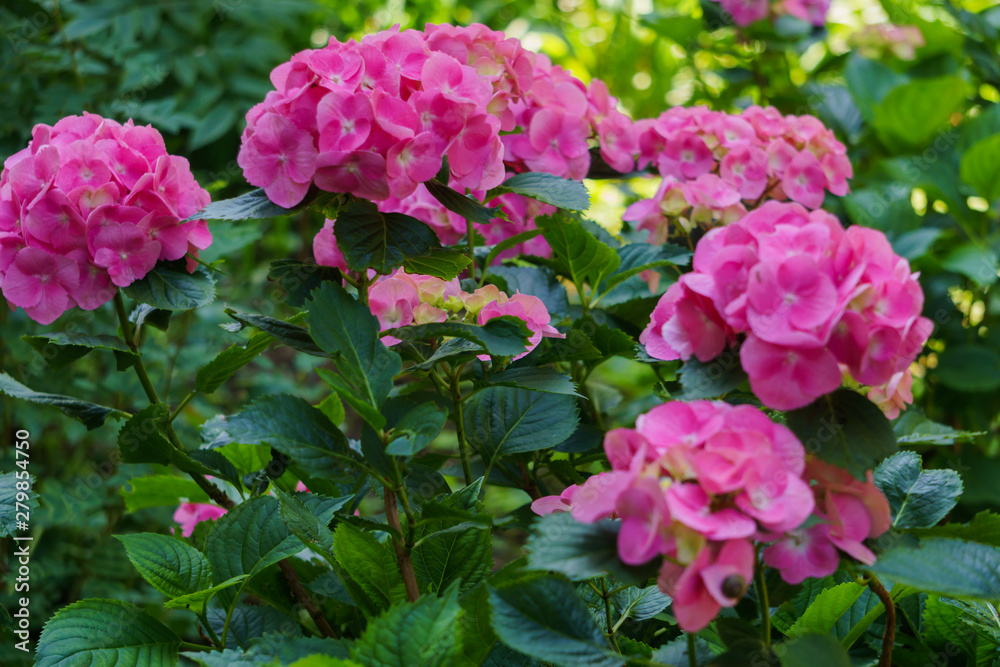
[867, 575, 895, 667]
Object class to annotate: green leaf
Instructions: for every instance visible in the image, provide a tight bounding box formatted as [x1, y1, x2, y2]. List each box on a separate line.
[603, 243, 691, 292]
[873, 451, 963, 529]
[935, 345, 1000, 392]
[268, 259, 342, 308]
[388, 317, 532, 359]
[872, 76, 967, 151]
[675, 353, 747, 400]
[489, 574, 619, 667]
[612, 584, 672, 623]
[916, 511, 1000, 546]
[0, 372, 126, 430]
[124, 260, 217, 311]
[843, 54, 907, 124]
[499, 173, 591, 211]
[941, 244, 999, 287]
[190, 105, 238, 150]
[191, 188, 294, 221]
[307, 281, 401, 410]
[463, 387, 579, 465]
[870, 537, 1000, 601]
[785, 582, 865, 638]
[115, 533, 213, 598]
[412, 338, 484, 371]
[221, 394, 363, 482]
[334, 199, 441, 274]
[36, 599, 182, 667]
[205, 496, 305, 584]
[164, 574, 248, 615]
[526, 514, 659, 584]
[402, 248, 472, 280]
[894, 410, 985, 445]
[386, 402, 448, 456]
[117, 404, 174, 465]
[413, 485, 494, 595]
[921, 596, 977, 659]
[486, 367, 581, 396]
[0, 471, 38, 538]
[784, 389, 897, 479]
[960, 134, 1000, 202]
[316, 368, 387, 431]
[196, 329, 274, 394]
[226, 309, 327, 358]
[22, 332, 137, 370]
[121, 475, 210, 512]
[777, 633, 852, 667]
[333, 521, 405, 613]
[537, 215, 620, 291]
[425, 179, 495, 223]
[350, 584, 464, 666]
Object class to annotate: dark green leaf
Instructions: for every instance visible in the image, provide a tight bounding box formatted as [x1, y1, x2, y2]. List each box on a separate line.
[205, 496, 305, 584]
[935, 345, 1000, 392]
[121, 475, 211, 513]
[675, 353, 747, 400]
[386, 402, 448, 456]
[115, 533, 213, 598]
[785, 389, 897, 479]
[486, 368, 580, 396]
[603, 243, 691, 292]
[870, 537, 1000, 601]
[0, 372, 126, 430]
[268, 259, 342, 308]
[777, 633, 852, 667]
[387, 317, 531, 358]
[22, 333, 136, 370]
[403, 248, 473, 280]
[960, 133, 1000, 202]
[333, 521, 405, 612]
[482, 229, 544, 270]
[537, 215, 620, 291]
[196, 330, 274, 394]
[190, 188, 294, 222]
[226, 309, 327, 357]
[873, 451, 963, 529]
[124, 261, 217, 311]
[463, 387, 579, 464]
[941, 244, 999, 287]
[334, 199, 441, 274]
[499, 173, 591, 211]
[425, 179, 495, 223]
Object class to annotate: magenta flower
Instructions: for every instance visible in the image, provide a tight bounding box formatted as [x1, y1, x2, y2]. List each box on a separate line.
[173, 503, 228, 538]
[92, 223, 161, 288]
[1, 247, 80, 325]
[762, 524, 840, 584]
[659, 539, 755, 632]
[238, 112, 318, 208]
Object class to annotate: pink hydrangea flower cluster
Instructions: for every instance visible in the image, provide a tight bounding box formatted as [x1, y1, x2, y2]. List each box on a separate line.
[763, 459, 891, 583]
[640, 201, 932, 411]
[532, 400, 814, 631]
[851, 23, 926, 61]
[363, 269, 563, 359]
[531, 400, 892, 631]
[711, 0, 830, 27]
[0, 114, 212, 324]
[237, 23, 636, 210]
[624, 105, 851, 244]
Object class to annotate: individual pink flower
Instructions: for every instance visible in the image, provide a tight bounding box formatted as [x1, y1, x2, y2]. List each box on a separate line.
[639, 283, 732, 363]
[762, 524, 840, 584]
[1, 247, 80, 325]
[659, 539, 755, 632]
[781, 151, 827, 209]
[238, 112, 318, 208]
[369, 274, 421, 345]
[92, 224, 161, 287]
[740, 336, 841, 410]
[531, 485, 578, 515]
[173, 502, 228, 538]
[868, 370, 914, 419]
[477, 293, 565, 360]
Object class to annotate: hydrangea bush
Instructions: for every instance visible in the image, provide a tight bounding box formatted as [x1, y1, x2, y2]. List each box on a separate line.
[2, 14, 998, 667]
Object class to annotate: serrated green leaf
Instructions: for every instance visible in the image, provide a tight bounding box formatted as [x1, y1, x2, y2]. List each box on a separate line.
[190, 187, 294, 221]
[122, 475, 211, 512]
[612, 584, 672, 623]
[785, 582, 865, 638]
[537, 215, 620, 292]
[922, 595, 978, 658]
[402, 248, 472, 280]
[489, 574, 618, 667]
[124, 260, 217, 311]
[221, 394, 363, 481]
[117, 404, 174, 466]
[22, 332, 137, 370]
[874, 451, 962, 529]
[0, 372, 127, 430]
[226, 309, 328, 357]
[785, 389, 897, 479]
[425, 179, 495, 223]
[268, 259, 343, 308]
[675, 353, 747, 400]
[316, 368, 387, 431]
[307, 281, 401, 411]
[350, 584, 464, 666]
[205, 496, 305, 585]
[36, 599, 182, 667]
[386, 402, 448, 456]
[164, 574, 248, 615]
[334, 199, 441, 274]
[485, 367, 580, 396]
[870, 537, 1000, 601]
[914, 511, 1000, 546]
[482, 229, 544, 270]
[413, 487, 493, 595]
[778, 633, 852, 667]
[196, 329, 274, 394]
[499, 173, 591, 211]
[115, 533, 213, 598]
[602, 243, 691, 292]
[332, 521, 405, 613]
[463, 387, 579, 465]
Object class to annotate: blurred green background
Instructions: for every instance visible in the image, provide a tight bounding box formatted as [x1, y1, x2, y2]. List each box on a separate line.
[2, 0, 1000, 662]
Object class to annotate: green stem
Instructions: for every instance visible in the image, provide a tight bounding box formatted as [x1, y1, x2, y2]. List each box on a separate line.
[600, 579, 621, 653]
[114, 291, 161, 404]
[754, 562, 771, 647]
[451, 366, 473, 486]
[466, 219, 476, 282]
[686, 633, 697, 667]
[198, 610, 222, 647]
[169, 391, 196, 422]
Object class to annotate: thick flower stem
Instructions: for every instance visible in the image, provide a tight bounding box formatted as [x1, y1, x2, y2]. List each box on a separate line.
[754, 563, 771, 646]
[278, 560, 338, 638]
[686, 633, 697, 667]
[867, 575, 895, 667]
[385, 488, 420, 602]
[600, 579, 620, 653]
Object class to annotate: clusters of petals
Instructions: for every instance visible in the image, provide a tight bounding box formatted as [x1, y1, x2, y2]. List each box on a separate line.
[624, 105, 850, 243]
[532, 400, 814, 631]
[641, 201, 931, 411]
[0, 113, 211, 324]
[366, 272, 564, 359]
[711, 0, 830, 27]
